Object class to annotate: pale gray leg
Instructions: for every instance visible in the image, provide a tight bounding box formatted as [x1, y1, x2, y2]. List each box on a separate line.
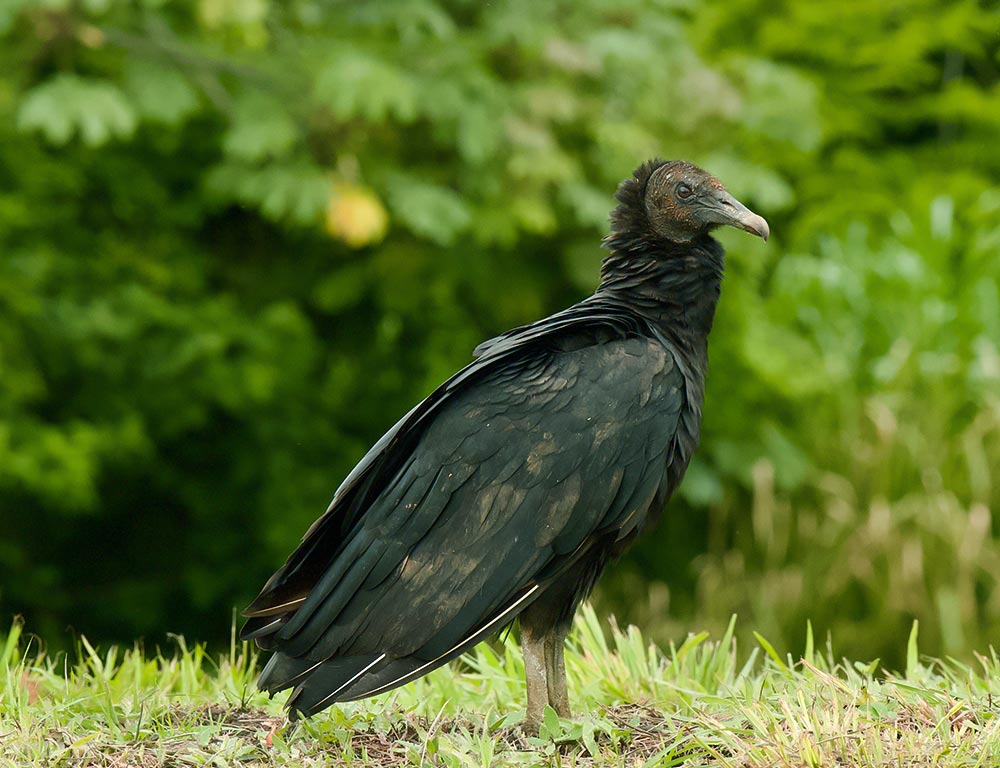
[520, 602, 573, 733]
[520, 618, 548, 733]
[544, 624, 571, 718]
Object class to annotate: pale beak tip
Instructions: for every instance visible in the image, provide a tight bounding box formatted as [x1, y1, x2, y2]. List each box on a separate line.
[742, 212, 770, 242]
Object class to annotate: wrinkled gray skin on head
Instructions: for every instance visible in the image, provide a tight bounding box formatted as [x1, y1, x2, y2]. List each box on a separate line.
[643, 161, 769, 244]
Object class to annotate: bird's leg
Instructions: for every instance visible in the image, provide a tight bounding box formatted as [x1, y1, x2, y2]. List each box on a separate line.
[543, 622, 571, 718]
[521, 601, 574, 732]
[520, 618, 548, 733]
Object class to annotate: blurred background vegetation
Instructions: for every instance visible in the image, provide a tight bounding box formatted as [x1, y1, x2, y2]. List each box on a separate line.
[1, 0, 998, 667]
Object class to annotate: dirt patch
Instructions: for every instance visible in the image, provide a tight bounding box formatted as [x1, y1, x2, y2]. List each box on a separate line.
[163, 702, 284, 734]
[33, 703, 743, 766]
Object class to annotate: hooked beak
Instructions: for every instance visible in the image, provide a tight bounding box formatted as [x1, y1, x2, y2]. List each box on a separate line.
[702, 189, 770, 242]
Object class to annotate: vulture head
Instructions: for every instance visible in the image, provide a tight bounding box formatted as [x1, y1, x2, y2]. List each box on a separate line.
[611, 159, 770, 245]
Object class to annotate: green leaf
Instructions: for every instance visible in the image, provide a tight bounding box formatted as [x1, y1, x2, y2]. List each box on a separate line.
[906, 620, 919, 679]
[854, 658, 881, 676]
[804, 620, 815, 666]
[223, 91, 298, 162]
[754, 632, 788, 673]
[560, 181, 612, 229]
[542, 704, 561, 738]
[314, 49, 417, 122]
[206, 161, 331, 225]
[456, 103, 502, 163]
[733, 57, 822, 151]
[385, 174, 471, 245]
[82, 0, 113, 15]
[17, 75, 137, 146]
[2, 616, 24, 667]
[123, 58, 200, 126]
[677, 457, 724, 506]
[581, 719, 598, 757]
[0, 0, 33, 35]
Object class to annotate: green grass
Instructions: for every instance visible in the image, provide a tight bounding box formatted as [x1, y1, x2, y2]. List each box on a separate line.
[3, 607, 1000, 767]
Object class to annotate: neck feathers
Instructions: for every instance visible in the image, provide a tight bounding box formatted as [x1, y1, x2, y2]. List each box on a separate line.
[597, 163, 724, 341]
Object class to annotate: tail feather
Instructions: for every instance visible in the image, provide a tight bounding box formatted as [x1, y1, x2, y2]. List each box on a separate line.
[340, 583, 543, 701]
[272, 583, 546, 720]
[286, 653, 388, 718]
[241, 615, 288, 645]
[258, 652, 325, 693]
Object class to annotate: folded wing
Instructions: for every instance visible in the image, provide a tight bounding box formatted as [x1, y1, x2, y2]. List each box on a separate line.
[242, 311, 686, 716]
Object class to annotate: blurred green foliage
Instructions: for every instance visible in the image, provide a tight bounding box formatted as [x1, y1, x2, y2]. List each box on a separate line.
[0, 0, 997, 665]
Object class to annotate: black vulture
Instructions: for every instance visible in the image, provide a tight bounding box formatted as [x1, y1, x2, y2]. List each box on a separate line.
[242, 159, 769, 730]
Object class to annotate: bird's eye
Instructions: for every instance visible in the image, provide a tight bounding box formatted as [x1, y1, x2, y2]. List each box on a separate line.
[676, 184, 693, 200]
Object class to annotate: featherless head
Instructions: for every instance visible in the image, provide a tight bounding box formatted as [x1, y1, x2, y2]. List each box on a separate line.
[609, 159, 769, 246]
